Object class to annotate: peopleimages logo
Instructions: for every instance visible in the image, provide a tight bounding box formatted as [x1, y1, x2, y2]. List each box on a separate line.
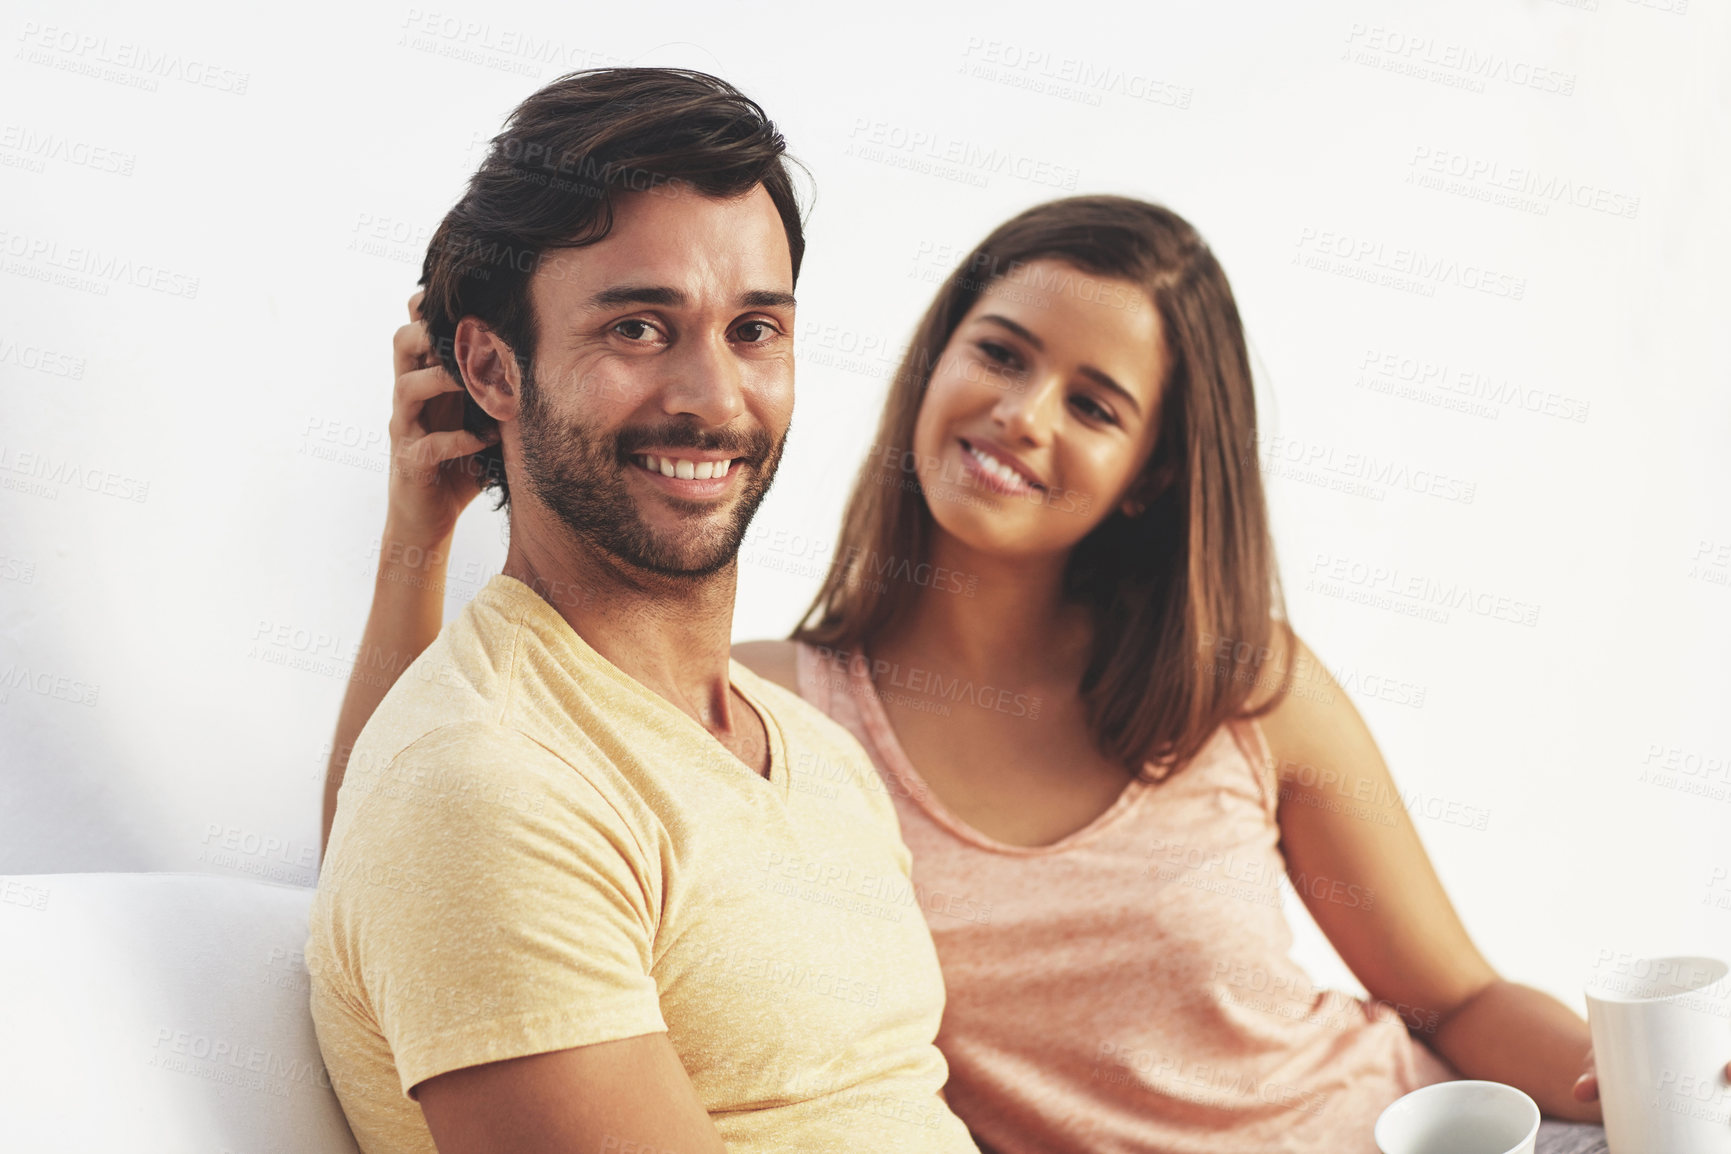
[846, 118, 1081, 191]
[14, 22, 250, 94]
[1257, 431, 1479, 506]
[0, 123, 136, 175]
[0, 444, 150, 503]
[1354, 347, 1591, 425]
[1306, 552, 1541, 628]
[1342, 23, 1577, 96]
[0, 229, 200, 299]
[0, 333, 86, 379]
[1406, 146, 1641, 220]
[957, 36, 1194, 110]
[1293, 228, 1526, 301]
[396, 8, 629, 77]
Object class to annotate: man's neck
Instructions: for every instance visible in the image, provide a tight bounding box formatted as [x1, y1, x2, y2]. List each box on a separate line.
[500, 506, 745, 742]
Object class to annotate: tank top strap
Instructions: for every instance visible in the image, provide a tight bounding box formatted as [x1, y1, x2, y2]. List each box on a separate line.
[1223, 715, 1280, 822]
[794, 641, 846, 721]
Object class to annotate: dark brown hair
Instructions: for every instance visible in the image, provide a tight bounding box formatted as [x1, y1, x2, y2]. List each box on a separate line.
[793, 196, 1293, 779]
[418, 67, 806, 506]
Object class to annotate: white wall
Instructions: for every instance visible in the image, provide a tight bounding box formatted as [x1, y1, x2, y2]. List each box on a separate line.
[2, 0, 1726, 1013]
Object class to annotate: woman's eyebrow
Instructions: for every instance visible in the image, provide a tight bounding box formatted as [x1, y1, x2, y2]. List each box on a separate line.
[977, 314, 1142, 417]
[978, 313, 1043, 349]
[1079, 366, 1142, 416]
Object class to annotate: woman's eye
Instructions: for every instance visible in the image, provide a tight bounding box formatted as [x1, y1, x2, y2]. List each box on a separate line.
[1072, 394, 1117, 424]
[614, 319, 658, 342]
[978, 341, 1021, 369]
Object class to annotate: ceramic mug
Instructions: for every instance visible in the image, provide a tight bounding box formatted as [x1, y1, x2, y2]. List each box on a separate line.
[1586, 953, 1731, 1154]
[1375, 1080, 1541, 1154]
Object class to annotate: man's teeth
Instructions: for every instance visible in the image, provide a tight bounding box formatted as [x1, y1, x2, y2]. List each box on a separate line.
[967, 444, 1033, 489]
[639, 454, 732, 480]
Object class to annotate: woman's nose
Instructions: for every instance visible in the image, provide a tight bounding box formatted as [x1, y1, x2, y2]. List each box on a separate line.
[992, 373, 1061, 444]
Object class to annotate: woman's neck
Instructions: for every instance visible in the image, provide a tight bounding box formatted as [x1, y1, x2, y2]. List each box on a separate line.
[870, 529, 1093, 688]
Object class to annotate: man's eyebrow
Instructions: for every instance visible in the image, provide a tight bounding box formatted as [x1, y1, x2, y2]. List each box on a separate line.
[976, 313, 1144, 418]
[584, 286, 796, 310]
[588, 285, 685, 309]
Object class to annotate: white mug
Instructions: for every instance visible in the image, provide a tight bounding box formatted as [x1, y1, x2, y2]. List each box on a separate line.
[1375, 1079, 1541, 1154]
[1586, 953, 1731, 1154]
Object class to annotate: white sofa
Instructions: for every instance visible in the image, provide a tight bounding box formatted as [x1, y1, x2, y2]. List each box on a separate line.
[0, 872, 360, 1153]
[0, 872, 1616, 1154]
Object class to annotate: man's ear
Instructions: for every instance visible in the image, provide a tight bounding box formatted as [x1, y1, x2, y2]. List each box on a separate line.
[453, 317, 524, 423]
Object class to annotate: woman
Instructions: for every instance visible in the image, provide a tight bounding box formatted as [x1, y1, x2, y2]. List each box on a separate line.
[325, 196, 1617, 1152]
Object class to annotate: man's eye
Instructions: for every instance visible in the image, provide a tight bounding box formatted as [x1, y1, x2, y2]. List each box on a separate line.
[735, 321, 777, 343]
[614, 320, 658, 341]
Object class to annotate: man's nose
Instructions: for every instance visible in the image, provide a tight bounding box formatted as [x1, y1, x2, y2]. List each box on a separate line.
[659, 332, 746, 426]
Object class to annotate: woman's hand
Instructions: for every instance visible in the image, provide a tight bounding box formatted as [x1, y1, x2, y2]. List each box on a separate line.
[387, 290, 498, 546]
[1574, 1048, 1731, 1105]
[1569, 1048, 1598, 1106]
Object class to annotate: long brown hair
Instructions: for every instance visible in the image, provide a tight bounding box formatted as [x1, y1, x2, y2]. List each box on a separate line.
[792, 195, 1292, 779]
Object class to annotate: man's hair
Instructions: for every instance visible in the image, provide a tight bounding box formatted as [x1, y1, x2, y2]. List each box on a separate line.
[418, 67, 806, 507]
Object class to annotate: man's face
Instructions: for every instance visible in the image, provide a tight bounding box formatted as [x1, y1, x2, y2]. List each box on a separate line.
[513, 183, 795, 577]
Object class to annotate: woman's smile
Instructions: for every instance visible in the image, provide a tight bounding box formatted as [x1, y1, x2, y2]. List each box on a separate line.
[956, 437, 1047, 496]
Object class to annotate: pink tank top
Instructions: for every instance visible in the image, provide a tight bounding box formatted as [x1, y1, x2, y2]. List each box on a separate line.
[794, 643, 1454, 1154]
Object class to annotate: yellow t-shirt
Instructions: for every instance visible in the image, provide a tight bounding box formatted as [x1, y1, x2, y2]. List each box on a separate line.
[307, 575, 975, 1154]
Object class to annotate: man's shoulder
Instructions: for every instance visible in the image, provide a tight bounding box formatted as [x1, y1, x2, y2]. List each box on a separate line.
[393, 578, 545, 707]
[328, 720, 568, 864]
[351, 580, 567, 763]
[385, 718, 569, 777]
[343, 717, 613, 823]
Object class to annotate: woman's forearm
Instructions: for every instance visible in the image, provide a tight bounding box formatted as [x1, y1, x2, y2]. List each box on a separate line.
[320, 524, 452, 855]
[1430, 978, 1599, 1121]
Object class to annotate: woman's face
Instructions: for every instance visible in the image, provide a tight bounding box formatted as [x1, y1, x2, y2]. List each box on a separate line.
[909, 259, 1168, 561]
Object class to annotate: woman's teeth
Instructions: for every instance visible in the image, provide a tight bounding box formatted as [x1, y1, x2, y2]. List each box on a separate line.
[638, 454, 732, 480]
[966, 443, 1035, 490]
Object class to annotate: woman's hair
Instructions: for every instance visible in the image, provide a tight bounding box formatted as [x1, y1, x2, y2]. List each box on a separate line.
[792, 195, 1293, 779]
[418, 67, 805, 507]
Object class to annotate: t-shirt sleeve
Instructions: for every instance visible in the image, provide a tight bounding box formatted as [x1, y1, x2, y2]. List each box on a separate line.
[322, 721, 667, 1096]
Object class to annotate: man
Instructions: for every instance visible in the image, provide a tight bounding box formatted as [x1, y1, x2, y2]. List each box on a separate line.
[307, 68, 976, 1154]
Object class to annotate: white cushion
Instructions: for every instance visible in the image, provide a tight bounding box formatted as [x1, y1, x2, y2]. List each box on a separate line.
[0, 872, 359, 1153]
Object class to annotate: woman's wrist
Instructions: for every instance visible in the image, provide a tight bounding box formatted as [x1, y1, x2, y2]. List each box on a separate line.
[376, 520, 456, 589]
[380, 514, 455, 555]
[1431, 979, 1599, 1120]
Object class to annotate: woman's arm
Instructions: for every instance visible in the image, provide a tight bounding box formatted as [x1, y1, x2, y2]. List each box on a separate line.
[320, 296, 495, 855]
[1255, 633, 1599, 1121]
[321, 523, 455, 852]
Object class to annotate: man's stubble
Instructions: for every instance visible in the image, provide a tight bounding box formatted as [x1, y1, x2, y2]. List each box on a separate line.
[515, 362, 786, 579]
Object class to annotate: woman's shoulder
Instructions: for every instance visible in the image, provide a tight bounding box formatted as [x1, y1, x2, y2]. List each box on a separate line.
[730, 639, 801, 694]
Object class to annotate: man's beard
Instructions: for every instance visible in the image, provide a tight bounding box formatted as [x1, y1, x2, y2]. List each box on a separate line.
[515, 364, 783, 578]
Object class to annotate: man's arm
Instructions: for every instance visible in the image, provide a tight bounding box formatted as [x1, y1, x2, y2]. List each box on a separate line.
[417, 1035, 725, 1154]
[323, 724, 704, 1148]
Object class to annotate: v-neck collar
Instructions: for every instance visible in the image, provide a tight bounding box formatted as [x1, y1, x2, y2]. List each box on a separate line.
[843, 647, 1151, 857]
[489, 575, 789, 792]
